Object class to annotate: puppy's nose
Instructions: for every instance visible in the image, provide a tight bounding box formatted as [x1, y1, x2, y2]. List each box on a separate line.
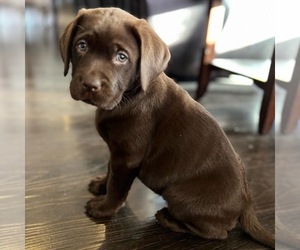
[82, 79, 101, 92]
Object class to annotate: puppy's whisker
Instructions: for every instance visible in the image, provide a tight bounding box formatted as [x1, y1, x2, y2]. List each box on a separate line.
[76, 25, 85, 30]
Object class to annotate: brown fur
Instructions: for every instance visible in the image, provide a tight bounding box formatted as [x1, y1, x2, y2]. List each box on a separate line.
[59, 7, 274, 248]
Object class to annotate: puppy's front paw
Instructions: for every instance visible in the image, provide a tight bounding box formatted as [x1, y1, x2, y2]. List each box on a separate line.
[85, 196, 117, 219]
[88, 175, 107, 195]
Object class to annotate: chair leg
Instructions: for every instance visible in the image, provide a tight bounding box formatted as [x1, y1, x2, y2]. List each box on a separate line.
[195, 64, 211, 99]
[281, 82, 300, 134]
[258, 82, 275, 134]
[257, 49, 275, 134]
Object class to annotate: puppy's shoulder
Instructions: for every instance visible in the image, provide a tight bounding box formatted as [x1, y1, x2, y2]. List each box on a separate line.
[159, 75, 205, 111]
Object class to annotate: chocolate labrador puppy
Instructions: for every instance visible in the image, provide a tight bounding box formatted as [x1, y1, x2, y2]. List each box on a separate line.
[59, 8, 274, 248]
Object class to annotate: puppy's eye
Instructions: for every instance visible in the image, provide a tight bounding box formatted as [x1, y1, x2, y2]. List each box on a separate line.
[77, 40, 88, 51]
[116, 52, 128, 63]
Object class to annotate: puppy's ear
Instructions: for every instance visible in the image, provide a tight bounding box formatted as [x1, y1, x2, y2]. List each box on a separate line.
[59, 9, 86, 76]
[132, 19, 171, 91]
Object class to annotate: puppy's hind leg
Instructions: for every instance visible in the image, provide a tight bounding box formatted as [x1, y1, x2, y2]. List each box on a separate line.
[156, 208, 229, 240]
[184, 221, 228, 240]
[155, 208, 190, 234]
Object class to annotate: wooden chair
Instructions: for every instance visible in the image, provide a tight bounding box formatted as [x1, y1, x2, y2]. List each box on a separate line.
[196, 0, 275, 134]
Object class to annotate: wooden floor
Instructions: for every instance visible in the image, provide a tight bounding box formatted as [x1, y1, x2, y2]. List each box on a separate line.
[23, 18, 276, 250]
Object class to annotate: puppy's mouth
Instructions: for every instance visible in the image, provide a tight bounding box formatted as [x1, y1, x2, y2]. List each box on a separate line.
[82, 98, 97, 106]
[81, 95, 121, 110]
[71, 87, 122, 110]
[78, 91, 98, 106]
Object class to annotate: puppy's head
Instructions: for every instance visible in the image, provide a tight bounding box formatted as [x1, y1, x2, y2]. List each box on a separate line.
[59, 8, 170, 110]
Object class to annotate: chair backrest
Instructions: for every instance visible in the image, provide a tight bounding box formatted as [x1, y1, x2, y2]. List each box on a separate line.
[214, 0, 274, 60]
[146, 0, 211, 80]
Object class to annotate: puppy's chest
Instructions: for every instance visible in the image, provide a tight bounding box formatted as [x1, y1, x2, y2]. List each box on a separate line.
[96, 114, 143, 148]
[97, 118, 127, 142]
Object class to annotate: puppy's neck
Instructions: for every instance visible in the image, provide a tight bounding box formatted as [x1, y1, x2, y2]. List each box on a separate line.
[123, 81, 142, 100]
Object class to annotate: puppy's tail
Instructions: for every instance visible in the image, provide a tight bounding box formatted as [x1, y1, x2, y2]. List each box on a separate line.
[239, 204, 275, 248]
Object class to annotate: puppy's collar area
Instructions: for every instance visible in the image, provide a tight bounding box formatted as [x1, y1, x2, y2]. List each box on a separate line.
[122, 82, 142, 100]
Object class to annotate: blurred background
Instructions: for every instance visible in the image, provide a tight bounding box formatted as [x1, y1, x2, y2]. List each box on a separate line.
[0, 0, 299, 249]
[0, 1, 25, 249]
